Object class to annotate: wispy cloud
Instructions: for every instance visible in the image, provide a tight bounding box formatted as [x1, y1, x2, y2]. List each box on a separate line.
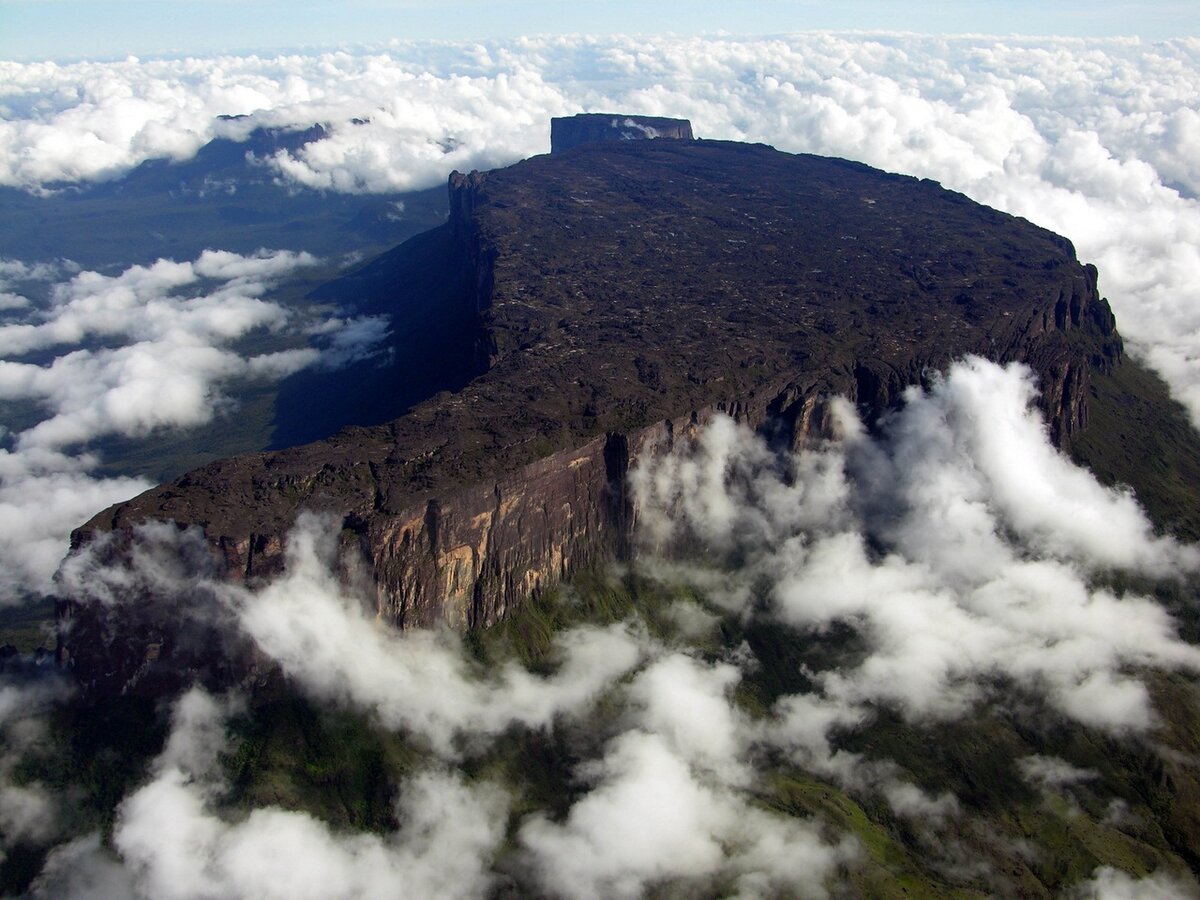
[5, 33, 1200, 898]
[633, 358, 1200, 737]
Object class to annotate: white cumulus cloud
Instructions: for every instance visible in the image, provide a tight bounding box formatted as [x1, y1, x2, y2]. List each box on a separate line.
[48, 520, 853, 899]
[34, 687, 510, 900]
[231, 512, 647, 756]
[631, 358, 1200, 753]
[6, 33, 1200, 898]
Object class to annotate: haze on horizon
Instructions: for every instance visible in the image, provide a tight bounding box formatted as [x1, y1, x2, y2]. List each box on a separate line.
[0, 0, 1197, 62]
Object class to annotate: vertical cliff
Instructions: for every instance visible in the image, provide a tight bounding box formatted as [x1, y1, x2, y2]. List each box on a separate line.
[550, 113, 695, 154]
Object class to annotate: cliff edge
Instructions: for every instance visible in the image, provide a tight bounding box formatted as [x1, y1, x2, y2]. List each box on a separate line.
[550, 113, 695, 154]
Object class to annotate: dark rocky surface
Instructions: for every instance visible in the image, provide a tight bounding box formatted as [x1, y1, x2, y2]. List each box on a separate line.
[61, 136, 1124, 691]
[550, 113, 694, 154]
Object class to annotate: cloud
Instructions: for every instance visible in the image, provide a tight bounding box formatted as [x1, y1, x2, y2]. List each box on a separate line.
[518, 653, 852, 900]
[0, 675, 72, 862]
[0, 251, 391, 603]
[42, 412, 1200, 896]
[46, 356, 1199, 892]
[0, 49, 571, 193]
[624, 653, 747, 784]
[1018, 754, 1098, 790]
[229, 512, 647, 755]
[31, 833, 138, 899]
[7, 35, 1200, 894]
[519, 729, 847, 900]
[0, 249, 327, 455]
[0, 259, 77, 314]
[0, 251, 324, 450]
[631, 358, 1200, 757]
[307, 315, 392, 369]
[1064, 866, 1199, 900]
[853, 359, 1198, 577]
[0, 447, 151, 604]
[51, 516, 855, 898]
[7, 36, 1200, 597]
[57, 511, 647, 754]
[34, 687, 510, 900]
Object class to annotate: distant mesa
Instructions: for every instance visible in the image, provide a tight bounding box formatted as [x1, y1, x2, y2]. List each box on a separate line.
[550, 113, 695, 154]
[214, 116, 330, 156]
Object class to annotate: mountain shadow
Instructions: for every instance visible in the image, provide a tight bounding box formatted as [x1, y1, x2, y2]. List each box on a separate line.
[267, 222, 484, 449]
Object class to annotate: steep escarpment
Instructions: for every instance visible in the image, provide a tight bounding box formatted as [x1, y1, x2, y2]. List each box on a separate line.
[61, 137, 1122, 691]
[549, 113, 694, 154]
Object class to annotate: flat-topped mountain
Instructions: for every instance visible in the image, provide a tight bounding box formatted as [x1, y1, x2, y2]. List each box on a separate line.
[550, 113, 695, 153]
[62, 133, 1123, 690]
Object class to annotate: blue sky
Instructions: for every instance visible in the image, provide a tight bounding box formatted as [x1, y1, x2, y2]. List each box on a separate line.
[1, 1, 1197, 61]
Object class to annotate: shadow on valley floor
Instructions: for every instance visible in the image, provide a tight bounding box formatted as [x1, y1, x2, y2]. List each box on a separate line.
[267, 222, 483, 450]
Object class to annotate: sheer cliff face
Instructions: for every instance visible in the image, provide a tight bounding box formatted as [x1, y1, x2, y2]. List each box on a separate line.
[549, 113, 695, 154]
[62, 138, 1122, 690]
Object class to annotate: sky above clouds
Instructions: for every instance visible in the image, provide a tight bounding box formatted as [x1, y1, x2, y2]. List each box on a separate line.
[0, 252, 390, 601]
[5, 32, 1200, 429]
[0, 1, 1197, 61]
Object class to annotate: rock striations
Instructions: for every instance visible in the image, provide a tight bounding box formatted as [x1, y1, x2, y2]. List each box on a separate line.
[549, 113, 695, 154]
[59, 123, 1123, 693]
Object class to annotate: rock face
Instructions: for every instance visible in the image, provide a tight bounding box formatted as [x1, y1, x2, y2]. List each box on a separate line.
[550, 114, 694, 154]
[60, 135, 1122, 693]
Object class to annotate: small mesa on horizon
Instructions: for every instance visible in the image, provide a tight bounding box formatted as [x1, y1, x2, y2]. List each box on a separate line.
[550, 113, 695, 154]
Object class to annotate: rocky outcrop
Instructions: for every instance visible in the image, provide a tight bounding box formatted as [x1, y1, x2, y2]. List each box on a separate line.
[366, 434, 618, 630]
[58, 135, 1123, 693]
[550, 114, 694, 154]
[362, 384, 853, 632]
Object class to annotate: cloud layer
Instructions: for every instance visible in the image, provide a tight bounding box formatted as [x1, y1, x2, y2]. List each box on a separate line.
[35, 687, 510, 900]
[4, 35, 1200, 425]
[45, 515, 852, 899]
[5, 34, 1200, 599]
[632, 358, 1200, 741]
[235, 512, 647, 756]
[0, 250, 388, 602]
[5, 33, 1200, 897]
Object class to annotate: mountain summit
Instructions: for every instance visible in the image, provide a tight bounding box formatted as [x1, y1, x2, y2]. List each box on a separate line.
[549, 113, 695, 153]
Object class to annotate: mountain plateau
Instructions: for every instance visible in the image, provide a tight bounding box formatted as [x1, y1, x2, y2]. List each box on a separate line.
[56, 116, 1135, 696]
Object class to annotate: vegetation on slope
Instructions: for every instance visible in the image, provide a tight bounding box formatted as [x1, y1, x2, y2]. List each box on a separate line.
[1071, 356, 1200, 543]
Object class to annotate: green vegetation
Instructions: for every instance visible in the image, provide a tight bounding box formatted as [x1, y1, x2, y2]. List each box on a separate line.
[468, 569, 689, 670]
[0, 599, 56, 653]
[0, 693, 166, 897]
[472, 566, 1200, 897]
[6, 350, 1200, 895]
[222, 693, 420, 831]
[767, 773, 985, 899]
[1071, 357, 1200, 542]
